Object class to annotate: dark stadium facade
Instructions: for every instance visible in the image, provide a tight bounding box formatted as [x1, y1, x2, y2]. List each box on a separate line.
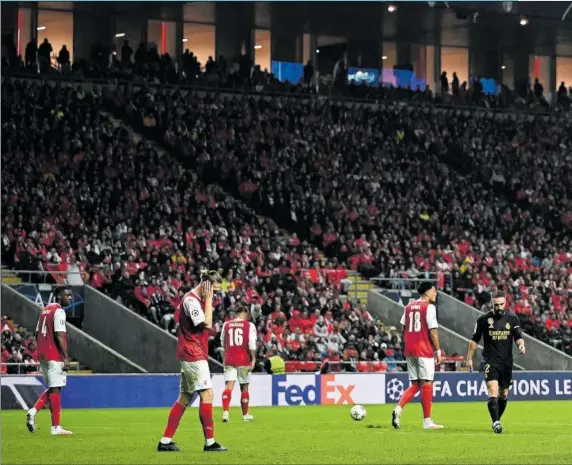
[2, 2, 572, 97]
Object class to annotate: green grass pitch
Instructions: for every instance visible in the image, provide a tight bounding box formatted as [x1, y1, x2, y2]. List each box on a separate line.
[2, 402, 571, 464]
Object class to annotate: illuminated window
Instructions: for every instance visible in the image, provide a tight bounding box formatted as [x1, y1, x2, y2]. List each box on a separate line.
[441, 47, 468, 89]
[182, 23, 215, 70]
[37, 9, 74, 64]
[147, 20, 177, 57]
[17, 8, 33, 57]
[381, 42, 397, 86]
[254, 29, 271, 72]
[557, 57, 572, 91]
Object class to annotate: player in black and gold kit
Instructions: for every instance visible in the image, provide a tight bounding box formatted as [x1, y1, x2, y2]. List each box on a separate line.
[466, 291, 526, 434]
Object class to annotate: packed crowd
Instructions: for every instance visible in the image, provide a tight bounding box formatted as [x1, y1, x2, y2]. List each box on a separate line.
[1, 79, 413, 371]
[4, 37, 571, 113]
[107, 84, 572, 356]
[0, 316, 40, 375]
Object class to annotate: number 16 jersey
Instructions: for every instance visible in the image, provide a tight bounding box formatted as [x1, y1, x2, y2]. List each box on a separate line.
[400, 299, 438, 358]
[221, 318, 257, 367]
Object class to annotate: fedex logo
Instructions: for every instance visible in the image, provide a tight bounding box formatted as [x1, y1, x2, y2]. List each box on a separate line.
[271, 375, 355, 406]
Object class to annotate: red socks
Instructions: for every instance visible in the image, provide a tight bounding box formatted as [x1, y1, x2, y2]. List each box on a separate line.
[421, 383, 433, 419]
[240, 392, 250, 416]
[199, 402, 214, 441]
[162, 401, 186, 439]
[34, 390, 49, 411]
[222, 388, 232, 412]
[49, 392, 61, 427]
[398, 384, 420, 409]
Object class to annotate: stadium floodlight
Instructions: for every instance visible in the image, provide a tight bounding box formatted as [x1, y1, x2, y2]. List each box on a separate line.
[502, 1, 513, 13]
[387, 4, 397, 13]
[382, 55, 388, 60]
[519, 16, 529, 26]
[115, 33, 126, 38]
[37, 26, 46, 31]
[254, 44, 262, 50]
[182, 38, 188, 43]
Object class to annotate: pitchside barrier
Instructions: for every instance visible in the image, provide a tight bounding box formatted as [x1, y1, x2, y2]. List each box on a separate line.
[2, 372, 571, 410]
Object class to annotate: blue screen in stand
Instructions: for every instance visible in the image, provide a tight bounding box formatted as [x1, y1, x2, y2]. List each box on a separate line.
[271, 61, 303, 84]
[348, 68, 380, 87]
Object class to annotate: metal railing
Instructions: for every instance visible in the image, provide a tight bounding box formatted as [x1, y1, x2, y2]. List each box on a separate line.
[1, 361, 81, 374]
[3, 267, 111, 286]
[371, 273, 452, 291]
[3, 66, 567, 119]
[3, 269, 88, 319]
[339, 272, 452, 302]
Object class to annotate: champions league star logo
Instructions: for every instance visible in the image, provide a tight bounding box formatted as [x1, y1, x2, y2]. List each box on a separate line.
[386, 378, 405, 402]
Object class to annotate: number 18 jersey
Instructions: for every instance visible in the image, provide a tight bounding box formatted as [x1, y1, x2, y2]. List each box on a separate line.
[400, 299, 438, 358]
[221, 318, 257, 367]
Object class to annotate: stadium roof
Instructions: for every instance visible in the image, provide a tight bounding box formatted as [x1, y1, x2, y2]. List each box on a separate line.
[29, 1, 572, 56]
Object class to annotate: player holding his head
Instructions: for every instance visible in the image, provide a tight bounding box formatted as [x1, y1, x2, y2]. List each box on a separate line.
[466, 290, 525, 434]
[26, 286, 73, 435]
[392, 281, 444, 430]
[221, 306, 257, 423]
[157, 270, 227, 453]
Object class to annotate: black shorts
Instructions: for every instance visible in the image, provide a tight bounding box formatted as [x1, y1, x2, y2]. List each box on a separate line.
[484, 363, 513, 390]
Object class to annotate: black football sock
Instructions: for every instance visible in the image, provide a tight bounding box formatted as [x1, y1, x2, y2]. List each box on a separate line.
[498, 397, 507, 420]
[487, 397, 499, 423]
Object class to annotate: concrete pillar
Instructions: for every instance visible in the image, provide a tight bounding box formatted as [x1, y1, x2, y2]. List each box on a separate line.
[347, 39, 380, 69]
[1, 3, 18, 38]
[271, 33, 299, 63]
[396, 42, 411, 66]
[74, 10, 112, 60]
[215, 2, 254, 61]
[175, 21, 184, 62]
[548, 55, 557, 104]
[469, 48, 501, 83]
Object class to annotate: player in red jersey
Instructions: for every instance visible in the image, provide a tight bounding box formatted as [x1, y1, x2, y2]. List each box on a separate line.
[220, 306, 257, 423]
[392, 281, 444, 430]
[157, 270, 227, 453]
[26, 286, 73, 435]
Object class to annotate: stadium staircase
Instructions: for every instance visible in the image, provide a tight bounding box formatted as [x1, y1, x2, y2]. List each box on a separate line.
[108, 119, 376, 306]
[1, 268, 22, 285]
[346, 271, 376, 304]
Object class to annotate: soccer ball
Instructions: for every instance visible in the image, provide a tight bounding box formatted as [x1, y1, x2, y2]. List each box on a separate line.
[350, 404, 367, 421]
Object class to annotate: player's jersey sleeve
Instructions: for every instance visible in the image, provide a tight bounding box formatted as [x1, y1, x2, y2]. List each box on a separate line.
[426, 304, 438, 330]
[220, 322, 227, 348]
[400, 308, 406, 326]
[248, 322, 257, 351]
[53, 308, 67, 332]
[471, 316, 485, 343]
[511, 314, 524, 341]
[183, 296, 205, 326]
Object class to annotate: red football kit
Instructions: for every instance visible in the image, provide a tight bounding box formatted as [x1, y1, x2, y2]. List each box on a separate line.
[222, 318, 257, 367]
[401, 299, 438, 358]
[175, 291, 209, 362]
[36, 303, 67, 362]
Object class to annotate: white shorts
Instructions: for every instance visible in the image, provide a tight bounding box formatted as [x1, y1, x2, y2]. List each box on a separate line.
[224, 365, 252, 385]
[180, 360, 212, 394]
[406, 356, 435, 381]
[39, 360, 67, 388]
